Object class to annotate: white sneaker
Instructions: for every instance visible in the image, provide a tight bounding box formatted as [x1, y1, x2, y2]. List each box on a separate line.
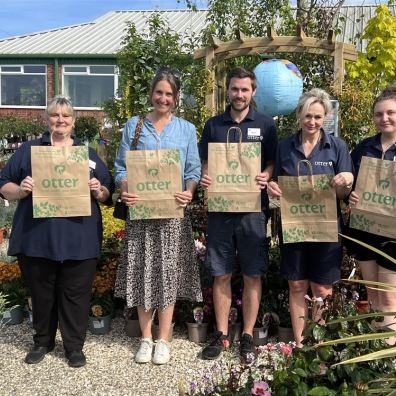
[152, 339, 170, 365]
[135, 338, 153, 363]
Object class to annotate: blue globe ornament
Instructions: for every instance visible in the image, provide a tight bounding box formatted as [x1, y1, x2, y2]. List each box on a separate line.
[253, 59, 303, 117]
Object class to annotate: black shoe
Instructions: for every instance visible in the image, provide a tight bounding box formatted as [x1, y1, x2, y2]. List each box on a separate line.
[201, 330, 228, 360]
[66, 350, 86, 368]
[240, 333, 257, 361]
[24, 345, 54, 364]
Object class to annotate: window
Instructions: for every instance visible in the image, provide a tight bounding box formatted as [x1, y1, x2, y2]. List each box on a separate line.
[0, 65, 46, 107]
[63, 65, 117, 108]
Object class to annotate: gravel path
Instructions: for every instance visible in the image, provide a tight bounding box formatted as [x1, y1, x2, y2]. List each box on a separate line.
[0, 318, 217, 396]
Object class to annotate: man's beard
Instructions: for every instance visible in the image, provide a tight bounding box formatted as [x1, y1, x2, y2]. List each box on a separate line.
[230, 100, 250, 113]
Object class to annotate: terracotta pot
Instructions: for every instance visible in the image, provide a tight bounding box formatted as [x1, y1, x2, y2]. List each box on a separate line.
[152, 322, 174, 342]
[88, 313, 112, 335]
[278, 326, 294, 343]
[186, 322, 208, 343]
[125, 318, 141, 338]
[1, 305, 24, 325]
[253, 326, 268, 346]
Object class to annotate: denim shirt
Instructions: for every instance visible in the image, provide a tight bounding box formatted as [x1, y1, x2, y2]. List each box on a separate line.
[114, 115, 201, 189]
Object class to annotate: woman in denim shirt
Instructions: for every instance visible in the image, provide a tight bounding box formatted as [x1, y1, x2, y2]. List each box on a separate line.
[114, 68, 202, 365]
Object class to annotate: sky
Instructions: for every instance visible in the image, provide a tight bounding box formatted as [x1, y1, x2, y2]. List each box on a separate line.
[0, 0, 385, 40]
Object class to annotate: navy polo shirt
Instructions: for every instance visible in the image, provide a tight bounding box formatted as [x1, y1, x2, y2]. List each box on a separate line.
[0, 132, 115, 261]
[274, 130, 353, 178]
[351, 133, 396, 176]
[200, 106, 278, 208]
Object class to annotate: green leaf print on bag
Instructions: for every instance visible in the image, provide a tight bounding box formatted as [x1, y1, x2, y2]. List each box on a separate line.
[378, 179, 390, 189]
[283, 227, 309, 243]
[129, 204, 153, 219]
[350, 213, 375, 232]
[207, 196, 233, 212]
[313, 175, 332, 191]
[33, 201, 61, 217]
[240, 143, 261, 158]
[67, 147, 89, 163]
[160, 150, 180, 165]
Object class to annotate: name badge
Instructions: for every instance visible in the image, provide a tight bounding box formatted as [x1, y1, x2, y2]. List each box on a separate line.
[89, 160, 97, 169]
[247, 128, 260, 137]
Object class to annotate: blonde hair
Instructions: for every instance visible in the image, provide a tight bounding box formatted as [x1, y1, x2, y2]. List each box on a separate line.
[296, 88, 332, 120]
[46, 95, 75, 118]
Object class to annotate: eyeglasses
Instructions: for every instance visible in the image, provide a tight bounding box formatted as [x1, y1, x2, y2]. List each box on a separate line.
[155, 67, 182, 83]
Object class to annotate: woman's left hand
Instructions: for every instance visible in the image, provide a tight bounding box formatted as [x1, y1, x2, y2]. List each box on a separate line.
[88, 178, 103, 199]
[174, 190, 192, 207]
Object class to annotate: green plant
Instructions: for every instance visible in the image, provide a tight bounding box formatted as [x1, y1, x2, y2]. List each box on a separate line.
[0, 277, 28, 308]
[271, 285, 396, 395]
[0, 115, 46, 140]
[74, 116, 101, 143]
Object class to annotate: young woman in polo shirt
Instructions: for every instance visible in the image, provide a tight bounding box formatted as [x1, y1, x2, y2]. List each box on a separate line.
[348, 85, 396, 344]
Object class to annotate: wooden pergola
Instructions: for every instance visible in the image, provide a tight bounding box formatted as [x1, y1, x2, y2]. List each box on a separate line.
[193, 26, 358, 113]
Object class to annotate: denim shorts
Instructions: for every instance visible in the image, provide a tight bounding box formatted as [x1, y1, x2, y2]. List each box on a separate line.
[280, 241, 342, 285]
[205, 211, 269, 277]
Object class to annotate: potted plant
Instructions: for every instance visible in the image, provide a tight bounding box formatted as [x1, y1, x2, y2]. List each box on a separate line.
[125, 306, 141, 338]
[179, 301, 209, 344]
[0, 276, 28, 325]
[276, 289, 294, 343]
[88, 291, 113, 335]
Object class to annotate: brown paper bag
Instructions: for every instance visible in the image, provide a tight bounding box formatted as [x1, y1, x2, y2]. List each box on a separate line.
[279, 160, 338, 243]
[350, 156, 396, 238]
[126, 148, 183, 219]
[31, 146, 91, 218]
[208, 127, 261, 212]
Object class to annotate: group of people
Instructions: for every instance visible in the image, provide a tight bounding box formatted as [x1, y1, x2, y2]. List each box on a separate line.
[0, 65, 395, 367]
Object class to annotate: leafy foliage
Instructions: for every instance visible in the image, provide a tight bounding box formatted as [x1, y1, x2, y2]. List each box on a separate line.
[74, 116, 100, 142]
[347, 3, 396, 93]
[271, 285, 396, 395]
[0, 115, 46, 140]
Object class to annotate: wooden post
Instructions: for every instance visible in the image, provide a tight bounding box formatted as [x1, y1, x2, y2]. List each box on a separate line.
[205, 45, 216, 112]
[333, 41, 345, 94]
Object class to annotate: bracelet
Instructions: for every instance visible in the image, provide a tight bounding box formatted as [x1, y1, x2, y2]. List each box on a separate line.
[345, 183, 353, 190]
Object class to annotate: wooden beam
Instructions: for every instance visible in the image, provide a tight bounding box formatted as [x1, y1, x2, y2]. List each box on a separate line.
[236, 30, 247, 42]
[297, 25, 307, 41]
[327, 29, 335, 44]
[267, 26, 278, 40]
[209, 35, 223, 49]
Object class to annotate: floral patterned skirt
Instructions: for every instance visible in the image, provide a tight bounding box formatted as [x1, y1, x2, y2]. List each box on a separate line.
[114, 215, 202, 311]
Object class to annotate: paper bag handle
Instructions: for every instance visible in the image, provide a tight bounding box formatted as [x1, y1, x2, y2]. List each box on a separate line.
[297, 159, 315, 190]
[226, 127, 242, 156]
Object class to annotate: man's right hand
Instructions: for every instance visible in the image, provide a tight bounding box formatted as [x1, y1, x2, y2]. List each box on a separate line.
[200, 174, 212, 189]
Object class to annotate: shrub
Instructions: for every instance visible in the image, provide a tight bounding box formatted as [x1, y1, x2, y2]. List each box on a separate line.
[74, 116, 101, 143]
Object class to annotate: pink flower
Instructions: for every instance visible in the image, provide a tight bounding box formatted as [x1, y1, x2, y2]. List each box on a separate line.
[222, 339, 230, 349]
[251, 381, 271, 396]
[280, 344, 293, 356]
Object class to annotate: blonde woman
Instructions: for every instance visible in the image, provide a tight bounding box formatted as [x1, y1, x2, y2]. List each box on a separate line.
[267, 88, 354, 347]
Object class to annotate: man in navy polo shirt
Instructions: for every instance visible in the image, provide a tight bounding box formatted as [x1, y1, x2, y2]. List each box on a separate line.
[199, 67, 278, 360]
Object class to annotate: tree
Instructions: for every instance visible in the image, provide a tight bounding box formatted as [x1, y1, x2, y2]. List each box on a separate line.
[347, 2, 396, 93]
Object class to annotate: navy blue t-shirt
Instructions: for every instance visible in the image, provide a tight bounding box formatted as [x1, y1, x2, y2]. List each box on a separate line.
[0, 132, 115, 261]
[200, 106, 278, 208]
[351, 133, 396, 176]
[274, 130, 353, 178]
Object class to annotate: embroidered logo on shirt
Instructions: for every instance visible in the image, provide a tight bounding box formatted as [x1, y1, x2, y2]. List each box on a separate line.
[314, 161, 333, 167]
